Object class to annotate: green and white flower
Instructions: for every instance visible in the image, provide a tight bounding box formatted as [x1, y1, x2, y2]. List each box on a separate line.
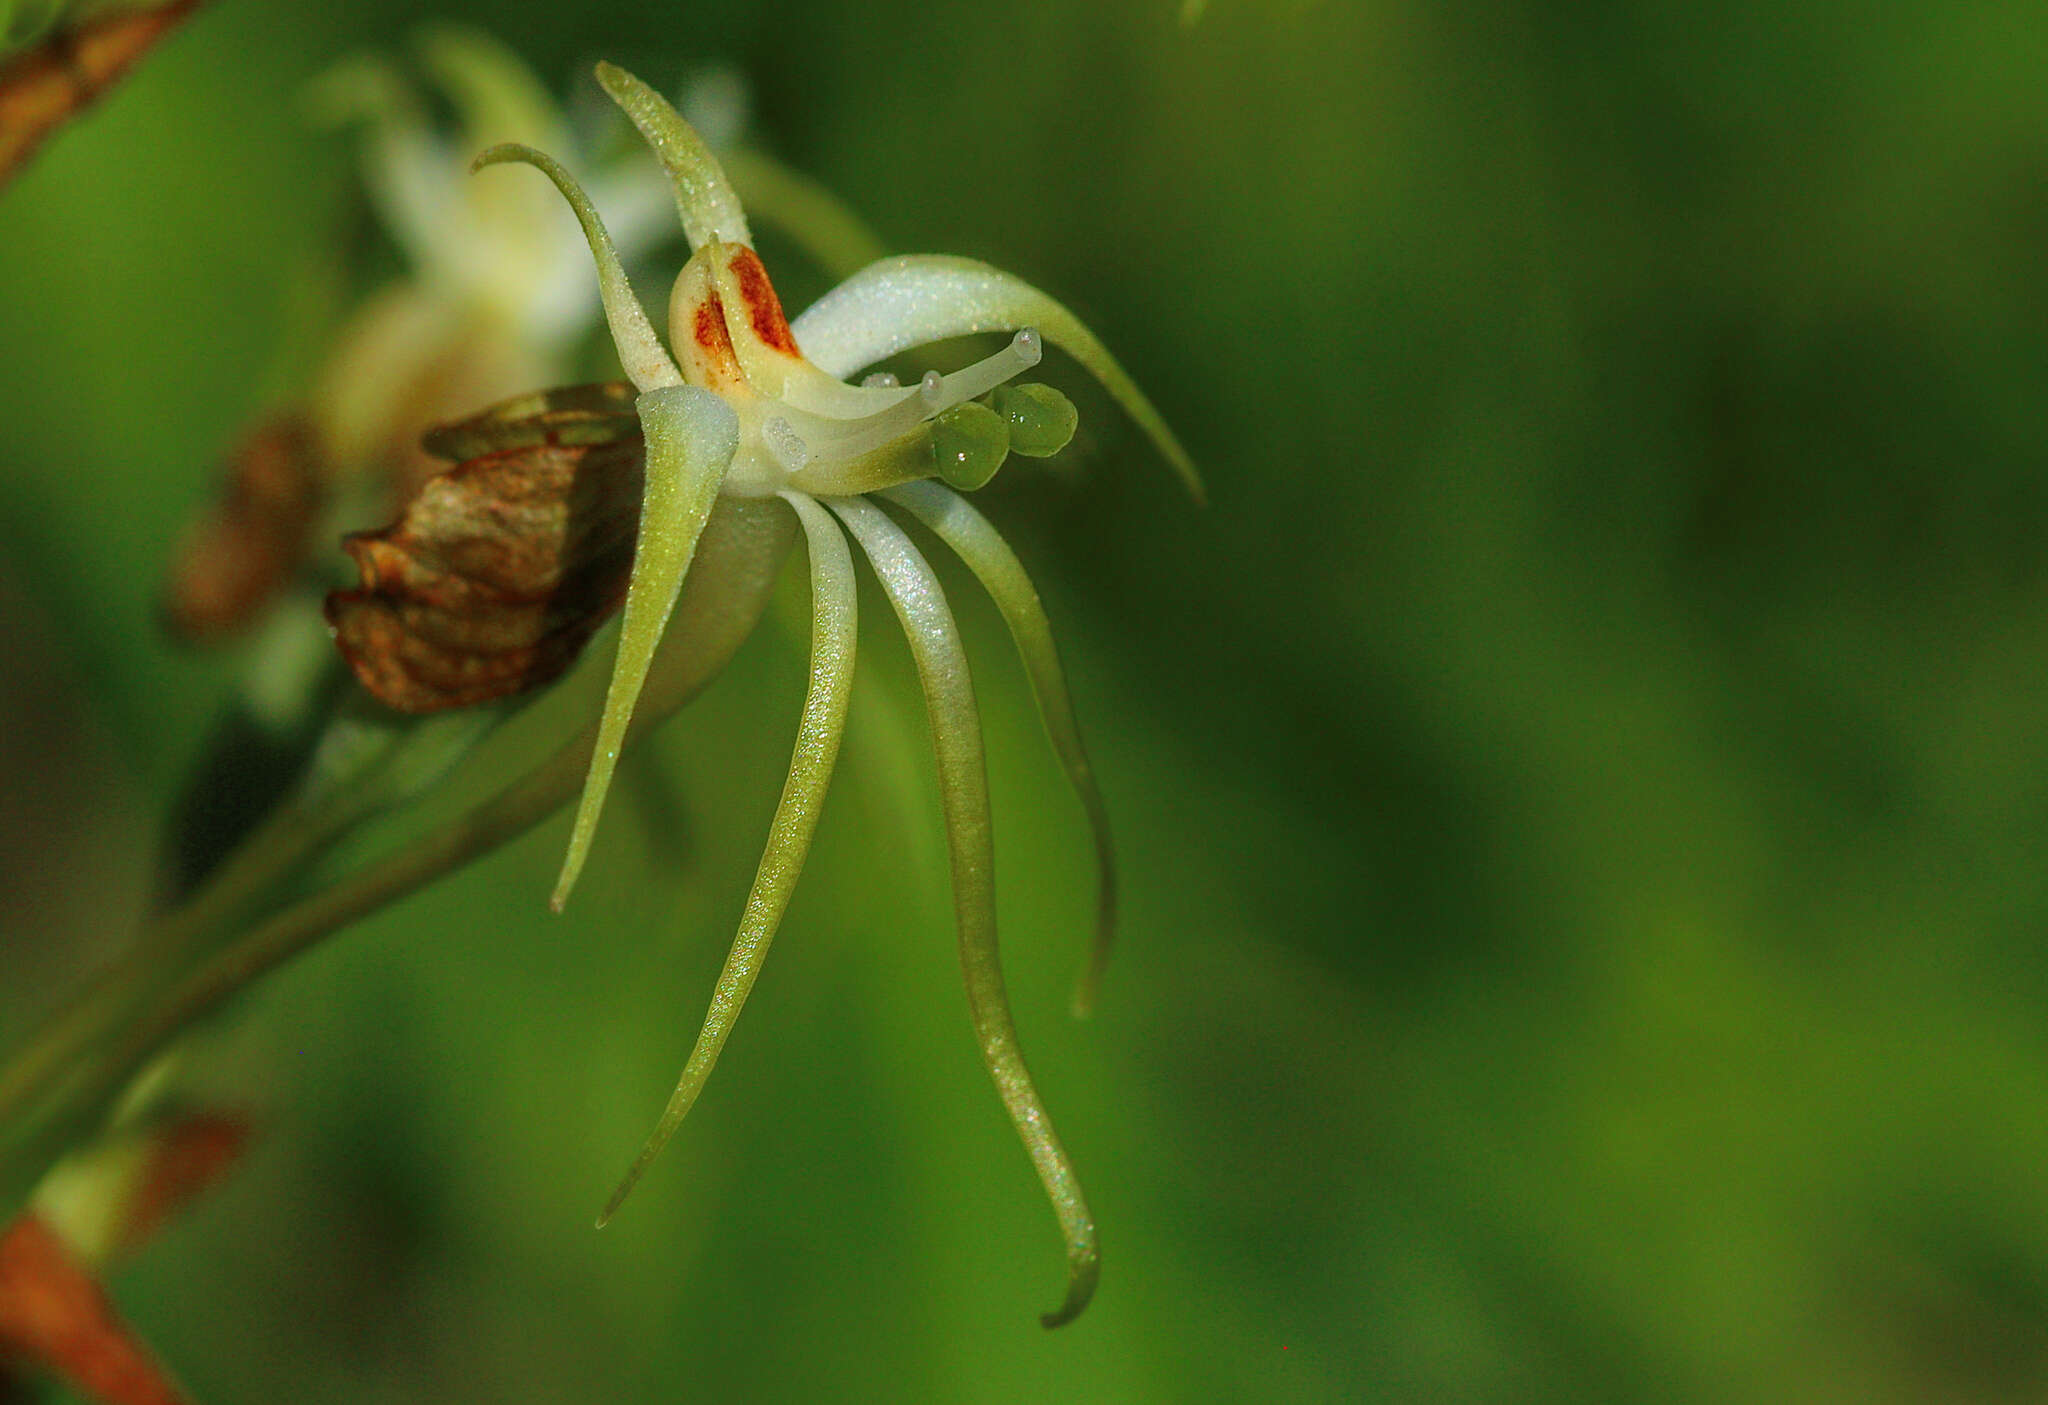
[482, 62, 1199, 1328]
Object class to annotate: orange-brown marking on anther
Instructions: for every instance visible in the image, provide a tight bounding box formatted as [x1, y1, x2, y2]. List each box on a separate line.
[689, 292, 743, 385]
[693, 299, 726, 355]
[730, 247, 798, 355]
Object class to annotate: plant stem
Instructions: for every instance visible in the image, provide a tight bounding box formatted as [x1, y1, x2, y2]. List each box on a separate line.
[0, 709, 490, 1148]
[0, 496, 794, 1221]
[0, 715, 587, 1218]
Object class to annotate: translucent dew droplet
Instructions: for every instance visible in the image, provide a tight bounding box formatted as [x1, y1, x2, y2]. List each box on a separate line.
[930, 402, 1010, 490]
[989, 383, 1078, 458]
[861, 371, 901, 389]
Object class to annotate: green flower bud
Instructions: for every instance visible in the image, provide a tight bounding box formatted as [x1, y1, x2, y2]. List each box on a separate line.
[930, 401, 1010, 490]
[988, 383, 1078, 458]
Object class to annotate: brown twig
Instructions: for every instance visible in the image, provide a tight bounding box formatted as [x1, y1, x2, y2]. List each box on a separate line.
[0, 1, 204, 188]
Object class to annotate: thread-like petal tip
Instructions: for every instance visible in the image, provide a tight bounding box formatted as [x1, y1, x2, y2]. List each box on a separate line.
[1039, 1269, 1098, 1329]
[470, 141, 519, 173]
[1041, 1227, 1100, 1327]
[598, 1174, 636, 1227]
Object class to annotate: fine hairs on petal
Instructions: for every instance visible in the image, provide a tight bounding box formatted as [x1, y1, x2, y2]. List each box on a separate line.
[826, 495, 1100, 1329]
[599, 492, 857, 1224]
[552, 386, 739, 910]
[882, 480, 1118, 1018]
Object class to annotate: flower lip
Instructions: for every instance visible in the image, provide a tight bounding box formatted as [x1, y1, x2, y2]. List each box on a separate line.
[747, 329, 1044, 485]
[658, 236, 1048, 498]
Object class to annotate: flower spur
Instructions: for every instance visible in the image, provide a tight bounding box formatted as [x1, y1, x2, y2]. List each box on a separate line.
[480, 62, 1199, 1327]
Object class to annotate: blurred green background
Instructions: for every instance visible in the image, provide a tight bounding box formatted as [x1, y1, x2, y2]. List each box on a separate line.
[7, 0, 2048, 1400]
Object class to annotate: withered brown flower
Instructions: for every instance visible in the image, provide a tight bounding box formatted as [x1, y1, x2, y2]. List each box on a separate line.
[324, 382, 644, 713]
[158, 29, 676, 647]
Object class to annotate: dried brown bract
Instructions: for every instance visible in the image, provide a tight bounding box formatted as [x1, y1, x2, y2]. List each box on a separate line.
[325, 383, 644, 713]
[0, 1216, 186, 1405]
[0, 1109, 249, 1405]
[0, 1, 203, 187]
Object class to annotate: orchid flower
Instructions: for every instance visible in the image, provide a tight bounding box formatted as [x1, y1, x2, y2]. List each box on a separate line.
[307, 33, 867, 493]
[480, 62, 1198, 1327]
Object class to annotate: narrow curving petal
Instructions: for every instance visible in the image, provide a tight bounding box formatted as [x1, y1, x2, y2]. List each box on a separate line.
[792, 255, 1203, 502]
[882, 481, 1118, 1018]
[472, 142, 681, 393]
[598, 491, 858, 1225]
[595, 62, 752, 252]
[826, 494, 1100, 1329]
[552, 386, 739, 910]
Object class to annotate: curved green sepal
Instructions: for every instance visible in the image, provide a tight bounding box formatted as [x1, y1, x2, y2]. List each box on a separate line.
[828, 494, 1100, 1329]
[551, 385, 739, 910]
[472, 142, 681, 393]
[595, 62, 752, 252]
[598, 491, 858, 1225]
[882, 480, 1118, 1017]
